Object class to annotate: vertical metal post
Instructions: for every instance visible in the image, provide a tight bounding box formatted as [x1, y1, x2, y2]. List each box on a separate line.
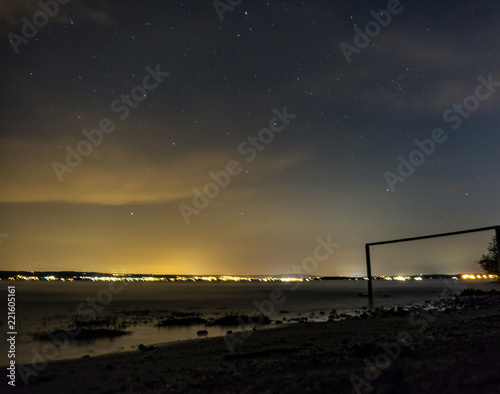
[495, 227, 500, 281]
[365, 244, 373, 305]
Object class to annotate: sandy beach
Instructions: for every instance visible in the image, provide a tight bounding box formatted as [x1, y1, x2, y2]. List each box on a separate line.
[3, 291, 500, 394]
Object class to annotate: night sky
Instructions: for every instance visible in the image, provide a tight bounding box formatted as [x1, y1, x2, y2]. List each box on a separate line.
[1, 1, 499, 276]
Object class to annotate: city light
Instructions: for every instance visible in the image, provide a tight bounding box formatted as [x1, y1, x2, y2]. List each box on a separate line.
[4, 274, 314, 282]
[3, 273, 497, 282]
[461, 274, 498, 280]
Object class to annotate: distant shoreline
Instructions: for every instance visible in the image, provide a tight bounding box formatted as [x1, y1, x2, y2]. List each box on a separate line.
[2, 270, 495, 282]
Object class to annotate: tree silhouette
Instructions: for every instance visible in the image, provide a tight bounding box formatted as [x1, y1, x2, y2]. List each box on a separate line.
[478, 236, 499, 275]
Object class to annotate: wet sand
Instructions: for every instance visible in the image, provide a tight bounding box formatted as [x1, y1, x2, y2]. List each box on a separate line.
[3, 292, 500, 393]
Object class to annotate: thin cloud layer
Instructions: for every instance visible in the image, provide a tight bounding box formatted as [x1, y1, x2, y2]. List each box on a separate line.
[0, 0, 113, 37]
[0, 135, 307, 205]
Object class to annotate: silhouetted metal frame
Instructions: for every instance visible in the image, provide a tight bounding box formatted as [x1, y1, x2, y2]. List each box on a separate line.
[365, 225, 500, 302]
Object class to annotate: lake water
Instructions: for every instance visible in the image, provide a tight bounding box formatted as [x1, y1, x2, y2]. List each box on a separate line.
[1, 278, 498, 366]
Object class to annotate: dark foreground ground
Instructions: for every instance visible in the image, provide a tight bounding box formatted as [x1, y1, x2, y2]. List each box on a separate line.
[2, 291, 500, 394]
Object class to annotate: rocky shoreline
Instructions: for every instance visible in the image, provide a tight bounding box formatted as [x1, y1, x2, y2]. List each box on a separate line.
[2, 290, 499, 393]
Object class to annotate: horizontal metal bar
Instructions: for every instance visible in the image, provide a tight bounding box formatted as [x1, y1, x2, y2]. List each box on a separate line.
[367, 225, 499, 247]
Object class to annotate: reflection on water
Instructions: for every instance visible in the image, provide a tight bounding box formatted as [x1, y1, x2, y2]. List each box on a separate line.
[0, 279, 497, 365]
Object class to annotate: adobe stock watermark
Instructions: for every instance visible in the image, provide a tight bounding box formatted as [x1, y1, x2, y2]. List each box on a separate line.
[213, 0, 244, 22]
[6, 285, 17, 387]
[51, 64, 169, 182]
[17, 280, 129, 386]
[178, 106, 296, 224]
[224, 236, 340, 353]
[339, 0, 404, 64]
[8, 0, 71, 54]
[383, 73, 500, 192]
[350, 279, 463, 393]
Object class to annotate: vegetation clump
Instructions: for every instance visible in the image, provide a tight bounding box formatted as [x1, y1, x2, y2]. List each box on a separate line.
[478, 236, 499, 275]
[156, 310, 207, 326]
[34, 314, 131, 341]
[210, 310, 271, 326]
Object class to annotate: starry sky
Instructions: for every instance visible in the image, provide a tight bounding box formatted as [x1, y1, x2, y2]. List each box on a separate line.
[0, 0, 499, 276]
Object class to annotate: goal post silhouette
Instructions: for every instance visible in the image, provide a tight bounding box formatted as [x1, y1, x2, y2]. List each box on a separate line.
[365, 225, 500, 302]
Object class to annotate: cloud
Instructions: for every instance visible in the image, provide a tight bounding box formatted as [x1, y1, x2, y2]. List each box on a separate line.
[308, 24, 500, 116]
[0, 0, 114, 37]
[0, 135, 308, 205]
[0, 0, 36, 24]
[76, 3, 114, 26]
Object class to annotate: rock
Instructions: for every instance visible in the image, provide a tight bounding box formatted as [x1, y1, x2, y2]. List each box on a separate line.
[138, 344, 156, 351]
[196, 330, 208, 336]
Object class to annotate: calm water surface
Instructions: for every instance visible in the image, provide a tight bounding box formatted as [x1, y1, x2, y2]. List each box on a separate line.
[1, 279, 497, 365]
